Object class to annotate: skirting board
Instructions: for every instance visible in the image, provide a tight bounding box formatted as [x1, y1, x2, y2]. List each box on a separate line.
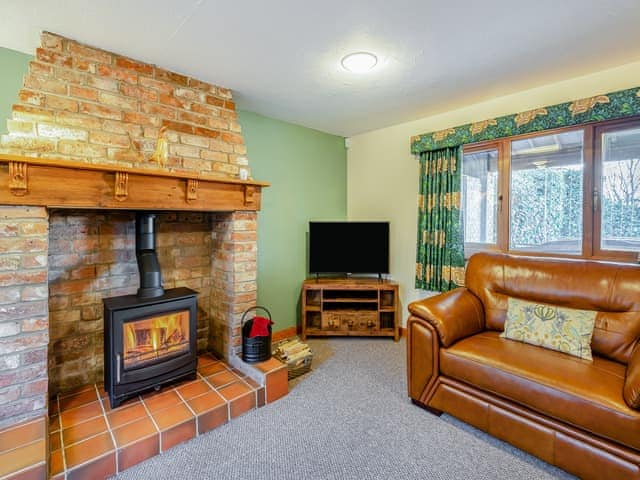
[272, 326, 404, 343]
[272, 326, 299, 343]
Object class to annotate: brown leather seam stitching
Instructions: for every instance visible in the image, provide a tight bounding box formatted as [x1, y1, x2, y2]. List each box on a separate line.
[607, 269, 619, 310]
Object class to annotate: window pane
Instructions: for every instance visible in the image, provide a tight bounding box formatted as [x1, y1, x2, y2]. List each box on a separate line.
[601, 127, 640, 252]
[461, 149, 498, 244]
[510, 130, 584, 254]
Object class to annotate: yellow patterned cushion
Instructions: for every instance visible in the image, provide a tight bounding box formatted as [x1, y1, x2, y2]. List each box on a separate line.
[500, 297, 596, 361]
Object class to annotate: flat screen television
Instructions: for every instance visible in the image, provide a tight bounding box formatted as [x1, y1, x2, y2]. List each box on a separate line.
[309, 221, 389, 275]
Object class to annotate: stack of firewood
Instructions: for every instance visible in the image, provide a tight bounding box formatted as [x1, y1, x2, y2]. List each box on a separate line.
[273, 337, 312, 379]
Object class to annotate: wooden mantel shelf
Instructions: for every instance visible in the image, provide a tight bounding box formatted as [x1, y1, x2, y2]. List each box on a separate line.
[0, 154, 269, 212]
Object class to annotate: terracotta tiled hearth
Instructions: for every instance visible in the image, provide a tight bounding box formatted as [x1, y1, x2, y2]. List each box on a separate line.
[51, 355, 286, 479]
[0, 32, 287, 480]
[0, 417, 46, 479]
[0, 354, 287, 479]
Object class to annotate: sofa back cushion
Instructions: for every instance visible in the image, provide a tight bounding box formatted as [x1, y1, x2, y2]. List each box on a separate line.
[465, 252, 640, 364]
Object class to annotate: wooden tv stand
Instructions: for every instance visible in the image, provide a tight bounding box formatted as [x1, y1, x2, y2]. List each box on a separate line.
[301, 278, 399, 341]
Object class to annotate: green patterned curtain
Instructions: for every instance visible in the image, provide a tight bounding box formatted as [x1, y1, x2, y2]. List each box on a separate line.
[415, 146, 465, 292]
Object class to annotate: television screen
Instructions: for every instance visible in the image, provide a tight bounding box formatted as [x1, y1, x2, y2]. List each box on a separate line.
[309, 222, 389, 274]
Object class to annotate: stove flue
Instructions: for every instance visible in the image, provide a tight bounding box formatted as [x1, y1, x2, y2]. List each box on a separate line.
[135, 213, 164, 298]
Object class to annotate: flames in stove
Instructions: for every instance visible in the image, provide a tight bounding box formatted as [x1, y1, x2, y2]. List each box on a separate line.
[123, 310, 190, 368]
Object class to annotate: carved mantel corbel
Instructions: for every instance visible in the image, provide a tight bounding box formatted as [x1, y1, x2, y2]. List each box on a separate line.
[8, 161, 28, 196]
[115, 171, 129, 201]
[186, 178, 198, 202]
[244, 184, 255, 206]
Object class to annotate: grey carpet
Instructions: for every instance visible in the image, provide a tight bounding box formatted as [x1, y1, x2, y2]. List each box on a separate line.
[114, 338, 575, 480]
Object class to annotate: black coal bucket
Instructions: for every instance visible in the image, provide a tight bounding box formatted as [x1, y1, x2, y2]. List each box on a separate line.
[241, 306, 272, 363]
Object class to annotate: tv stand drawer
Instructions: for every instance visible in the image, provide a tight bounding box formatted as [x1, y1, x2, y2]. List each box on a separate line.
[322, 311, 378, 331]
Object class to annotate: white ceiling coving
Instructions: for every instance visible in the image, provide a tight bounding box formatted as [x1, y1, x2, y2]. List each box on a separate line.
[2, 0, 640, 136]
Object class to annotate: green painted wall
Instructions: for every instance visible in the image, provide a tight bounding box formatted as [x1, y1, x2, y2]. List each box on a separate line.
[0, 46, 348, 333]
[0, 47, 31, 134]
[238, 110, 347, 332]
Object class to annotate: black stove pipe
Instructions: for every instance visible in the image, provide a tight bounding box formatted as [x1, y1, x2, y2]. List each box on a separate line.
[135, 213, 164, 298]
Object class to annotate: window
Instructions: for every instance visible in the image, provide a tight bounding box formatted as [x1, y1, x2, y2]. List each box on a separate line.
[461, 117, 640, 262]
[461, 148, 498, 254]
[510, 131, 584, 254]
[597, 125, 640, 254]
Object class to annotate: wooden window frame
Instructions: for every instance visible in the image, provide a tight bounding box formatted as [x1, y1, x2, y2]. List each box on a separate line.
[461, 115, 640, 263]
[592, 117, 640, 262]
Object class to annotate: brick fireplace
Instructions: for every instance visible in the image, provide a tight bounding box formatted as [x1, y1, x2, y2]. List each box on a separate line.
[0, 32, 283, 479]
[45, 209, 259, 398]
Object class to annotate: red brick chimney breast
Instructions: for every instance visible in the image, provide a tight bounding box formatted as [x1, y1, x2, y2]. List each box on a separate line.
[0, 32, 250, 179]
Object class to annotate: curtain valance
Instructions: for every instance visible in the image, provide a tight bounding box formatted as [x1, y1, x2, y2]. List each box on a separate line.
[410, 86, 640, 154]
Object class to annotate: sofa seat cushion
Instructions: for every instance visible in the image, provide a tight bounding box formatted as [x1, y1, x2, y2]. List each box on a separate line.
[440, 331, 640, 450]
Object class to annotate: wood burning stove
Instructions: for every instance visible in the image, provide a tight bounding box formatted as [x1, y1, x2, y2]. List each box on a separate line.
[104, 288, 197, 408]
[103, 213, 198, 408]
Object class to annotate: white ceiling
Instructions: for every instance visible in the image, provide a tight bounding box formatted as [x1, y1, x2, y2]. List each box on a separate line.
[2, 0, 640, 137]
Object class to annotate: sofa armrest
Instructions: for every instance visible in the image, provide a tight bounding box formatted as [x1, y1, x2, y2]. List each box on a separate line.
[624, 342, 640, 410]
[408, 287, 485, 348]
[406, 315, 439, 402]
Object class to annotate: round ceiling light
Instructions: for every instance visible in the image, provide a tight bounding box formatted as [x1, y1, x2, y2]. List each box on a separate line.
[341, 52, 378, 73]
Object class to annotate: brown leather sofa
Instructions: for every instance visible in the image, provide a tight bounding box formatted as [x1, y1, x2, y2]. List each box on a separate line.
[407, 252, 640, 480]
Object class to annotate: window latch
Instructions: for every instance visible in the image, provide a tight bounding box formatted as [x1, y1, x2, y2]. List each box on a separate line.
[593, 189, 599, 211]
